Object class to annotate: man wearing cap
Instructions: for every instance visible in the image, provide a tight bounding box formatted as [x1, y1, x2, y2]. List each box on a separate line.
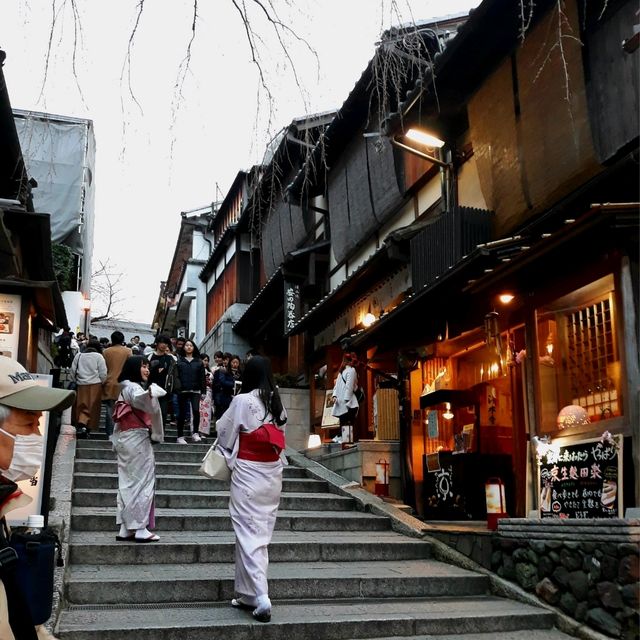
[0, 355, 75, 640]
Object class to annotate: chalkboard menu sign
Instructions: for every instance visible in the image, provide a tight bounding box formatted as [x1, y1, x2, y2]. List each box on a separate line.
[538, 435, 622, 519]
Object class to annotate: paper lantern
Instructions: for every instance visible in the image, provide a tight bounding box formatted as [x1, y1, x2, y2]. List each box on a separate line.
[375, 459, 390, 496]
[557, 404, 590, 430]
[307, 434, 322, 449]
[485, 477, 507, 530]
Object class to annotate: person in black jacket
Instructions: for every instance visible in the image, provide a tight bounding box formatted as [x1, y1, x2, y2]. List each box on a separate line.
[213, 353, 235, 420]
[175, 340, 206, 444]
[147, 335, 174, 430]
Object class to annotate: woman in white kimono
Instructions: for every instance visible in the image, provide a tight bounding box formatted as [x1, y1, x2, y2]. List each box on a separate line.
[215, 355, 287, 623]
[331, 352, 359, 437]
[112, 355, 166, 543]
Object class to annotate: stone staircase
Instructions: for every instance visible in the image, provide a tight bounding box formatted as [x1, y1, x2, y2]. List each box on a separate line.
[55, 433, 574, 639]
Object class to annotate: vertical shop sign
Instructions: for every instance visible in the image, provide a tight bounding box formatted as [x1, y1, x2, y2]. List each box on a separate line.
[427, 410, 438, 439]
[538, 435, 622, 519]
[284, 281, 300, 333]
[0, 294, 22, 359]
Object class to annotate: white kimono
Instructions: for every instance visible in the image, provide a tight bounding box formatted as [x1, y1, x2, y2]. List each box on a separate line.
[331, 365, 358, 417]
[112, 381, 164, 530]
[216, 390, 287, 600]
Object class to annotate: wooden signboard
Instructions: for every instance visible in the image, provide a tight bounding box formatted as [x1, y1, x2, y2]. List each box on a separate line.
[538, 435, 623, 519]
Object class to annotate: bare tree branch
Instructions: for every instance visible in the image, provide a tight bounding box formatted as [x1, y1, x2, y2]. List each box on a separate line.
[90, 258, 126, 322]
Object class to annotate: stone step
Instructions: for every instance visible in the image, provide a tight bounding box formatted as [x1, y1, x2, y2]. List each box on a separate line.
[75, 446, 232, 463]
[79, 431, 209, 443]
[68, 531, 433, 565]
[72, 488, 355, 511]
[77, 440, 215, 453]
[65, 559, 489, 605]
[56, 596, 557, 640]
[73, 472, 327, 493]
[71, 507, 391, 532]
[360, 632, 573, 640]
[74, 458, 308, 477]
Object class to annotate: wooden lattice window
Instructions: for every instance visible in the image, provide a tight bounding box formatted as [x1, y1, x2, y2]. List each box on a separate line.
[537, 274, 622, 433]
[565, 294, 619, 419]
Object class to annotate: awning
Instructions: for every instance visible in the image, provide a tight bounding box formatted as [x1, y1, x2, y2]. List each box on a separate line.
[351, 203, 638, 353]
[0, 278, 62, 329]
[0, 209, 67, 328]
[463, 203, 639, 297]
[175, 289, 196, 323]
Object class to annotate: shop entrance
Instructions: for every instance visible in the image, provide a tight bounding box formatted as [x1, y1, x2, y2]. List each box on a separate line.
[413, 324, 528, 520]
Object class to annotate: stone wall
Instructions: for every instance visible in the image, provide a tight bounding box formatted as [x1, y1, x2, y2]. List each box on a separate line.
[492, 518, 639, 640]
[279, 387, 310, 451]
[304, 440, 402, 499]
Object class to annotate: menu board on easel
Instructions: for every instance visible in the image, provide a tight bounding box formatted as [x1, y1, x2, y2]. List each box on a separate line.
[538, 435, 623, 519]
[0, 293, 21, 359]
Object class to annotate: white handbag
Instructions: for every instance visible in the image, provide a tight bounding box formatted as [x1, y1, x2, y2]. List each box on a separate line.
[199, 440, 231, 481]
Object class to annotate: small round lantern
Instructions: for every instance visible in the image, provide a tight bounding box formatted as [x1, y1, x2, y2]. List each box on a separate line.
[557, 404, 590, 430]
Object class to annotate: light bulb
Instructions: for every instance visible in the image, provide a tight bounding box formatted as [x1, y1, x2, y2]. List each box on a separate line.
[363, 312, 376, 327]
[443, 403, 454, 420]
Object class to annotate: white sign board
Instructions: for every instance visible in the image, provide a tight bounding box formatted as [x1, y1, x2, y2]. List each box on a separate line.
[0, 293, 22, 359]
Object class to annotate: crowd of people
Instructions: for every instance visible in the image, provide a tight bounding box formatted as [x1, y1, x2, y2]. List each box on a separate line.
[102, 344, 285, 624]
[59, 328, 254, 443]
[2, 330, 371, 630]
[57, 330, 287, 621]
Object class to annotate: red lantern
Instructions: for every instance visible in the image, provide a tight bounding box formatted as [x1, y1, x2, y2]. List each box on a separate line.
[375, 459, 390, 496]
[485, 477, 507, 530]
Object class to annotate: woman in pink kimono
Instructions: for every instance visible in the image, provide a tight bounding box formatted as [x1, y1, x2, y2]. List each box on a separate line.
[215, 355, 287, 623]
[196, 354, 213, 436]
[112, 355, 165, 543]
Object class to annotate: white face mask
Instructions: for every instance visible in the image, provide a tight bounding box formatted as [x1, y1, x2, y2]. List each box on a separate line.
[0, 428, 43, 483]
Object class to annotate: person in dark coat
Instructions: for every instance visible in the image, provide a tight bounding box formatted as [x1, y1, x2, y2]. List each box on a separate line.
[213, 354, 235, 420]
[175, 340, 206, 444]
[147, 335, 174, 430]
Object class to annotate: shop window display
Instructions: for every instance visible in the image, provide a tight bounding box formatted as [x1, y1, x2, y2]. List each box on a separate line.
[536, 274, 622, 434]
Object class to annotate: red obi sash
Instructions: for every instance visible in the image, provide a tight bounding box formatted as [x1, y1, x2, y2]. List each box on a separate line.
[114, 399, 151, 432]
[238, 424, 285, 462]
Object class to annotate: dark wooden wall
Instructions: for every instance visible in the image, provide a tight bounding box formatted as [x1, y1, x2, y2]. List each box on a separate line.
[206, 256, 237, 329]
[583, 0, 639, 163]
[468, 0, 601, 236]
[261, 199, 306, 279]
[328, 136, 401, 264]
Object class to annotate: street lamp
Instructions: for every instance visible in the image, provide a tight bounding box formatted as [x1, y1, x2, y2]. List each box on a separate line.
[81, 297, 91, 337]
[391, 127, 451, 169]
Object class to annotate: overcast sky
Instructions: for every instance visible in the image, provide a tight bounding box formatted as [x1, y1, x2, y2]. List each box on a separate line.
[1, 0, 478, 324]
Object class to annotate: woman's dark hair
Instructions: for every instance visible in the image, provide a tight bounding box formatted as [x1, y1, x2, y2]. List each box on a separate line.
[241, 356, 286, 426]
[339, 351, 358, 372]
[156, 334, 171, 346]
[179, 339, 201, 359]
[86, 339, 103, 354]
[201, 354, 210, 370]
[118, 355, 150, 383]
[214, 350, 224, 359]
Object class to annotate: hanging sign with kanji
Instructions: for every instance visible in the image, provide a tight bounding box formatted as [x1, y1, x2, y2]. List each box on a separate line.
[283, 281, 301, 334]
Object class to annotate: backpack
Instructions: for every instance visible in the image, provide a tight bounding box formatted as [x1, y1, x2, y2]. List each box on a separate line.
[165, 361, 181, 394]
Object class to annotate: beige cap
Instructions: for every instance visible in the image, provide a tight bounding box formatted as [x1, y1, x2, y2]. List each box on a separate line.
[0, 356, 75, 411]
